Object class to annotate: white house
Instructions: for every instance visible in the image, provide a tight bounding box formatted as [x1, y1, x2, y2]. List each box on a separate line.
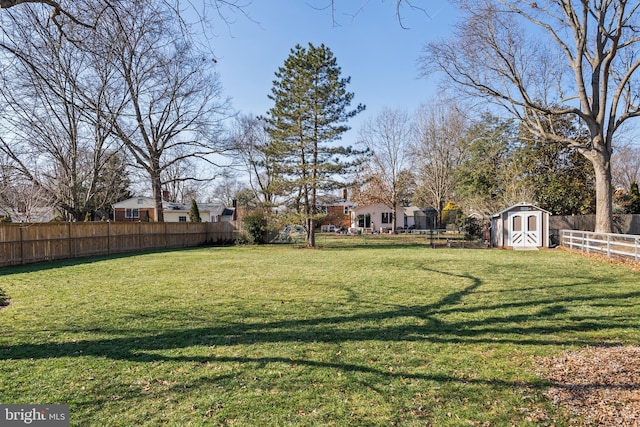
[350, 203, 421, 233]
[163, 201, 235, 223]
[403, 206, 422, 229]
[112, 197, 235, 223]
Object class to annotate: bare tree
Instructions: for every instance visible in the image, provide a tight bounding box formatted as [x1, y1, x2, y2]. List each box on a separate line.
[320, 0, 429, 28]
[210, 173, 247, 206]
[1, 0, 236, 222]
[0, 5, 129, 221]
[229, 114, 280, 208]
[0, 170, 53, 222]
[411, 101, 467, 215]
[0, 0, 98, 31]
[96, 0, 230, 222]
[0, 155, 46, 221]
[356, 107, 413, 229]
[421, 0, 640, 233]
[161, 149, 211, 203]
[0, 0, 249, 32]
[612, 141, 640, 191]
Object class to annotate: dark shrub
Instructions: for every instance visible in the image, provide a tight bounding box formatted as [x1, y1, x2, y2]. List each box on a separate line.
[243, 210, 267, 244]
[0, 288, 9, 307]
[461, 217, 483, 240]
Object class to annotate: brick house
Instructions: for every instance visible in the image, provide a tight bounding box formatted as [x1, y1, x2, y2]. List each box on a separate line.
[317, 189, 355, 231]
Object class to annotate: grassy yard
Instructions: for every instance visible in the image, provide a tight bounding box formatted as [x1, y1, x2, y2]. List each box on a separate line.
[0, 234, 638, 426]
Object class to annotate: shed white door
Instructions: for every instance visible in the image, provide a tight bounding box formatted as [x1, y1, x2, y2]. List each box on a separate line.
[508, 211, 541, 247]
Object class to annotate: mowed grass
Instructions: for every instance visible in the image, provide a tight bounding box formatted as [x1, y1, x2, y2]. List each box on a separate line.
[0, 234, 639, 426]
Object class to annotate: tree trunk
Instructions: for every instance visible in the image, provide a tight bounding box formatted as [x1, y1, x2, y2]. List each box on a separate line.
[390, 191, 397, 234]
[590, 151, 613, 233]
[151, 170, 164, 223]
[307, 217, 315, 248]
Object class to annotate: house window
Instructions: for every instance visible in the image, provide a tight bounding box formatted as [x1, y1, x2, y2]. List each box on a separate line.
[357, 214, 371, 228]
[344, 206, 350, 215]
[381, 212, 392, 224]
[137, 198, 144, 204]
[125, 208, 139, 219]
[178, 216, 187, 222]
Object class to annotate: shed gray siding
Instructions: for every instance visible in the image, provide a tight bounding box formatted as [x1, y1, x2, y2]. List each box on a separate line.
[491, 203, 551, 248]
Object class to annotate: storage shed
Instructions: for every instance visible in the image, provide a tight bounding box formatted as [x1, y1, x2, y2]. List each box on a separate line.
[491, 203, 551, 249]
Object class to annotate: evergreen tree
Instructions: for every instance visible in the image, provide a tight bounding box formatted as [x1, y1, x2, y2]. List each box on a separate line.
[629, 182, 640, 214]
[189, 199, 201, 223]
[263, 43, 365, 247]
[454, 114, 525, 215]
[518, 113, 595, 215]
[242, 209, 267, 244]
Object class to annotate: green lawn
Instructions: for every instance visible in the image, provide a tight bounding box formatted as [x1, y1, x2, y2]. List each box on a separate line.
[0, 235, 638, 426]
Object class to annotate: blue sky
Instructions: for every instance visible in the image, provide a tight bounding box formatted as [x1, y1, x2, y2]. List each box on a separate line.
[210, 0, 459, 146]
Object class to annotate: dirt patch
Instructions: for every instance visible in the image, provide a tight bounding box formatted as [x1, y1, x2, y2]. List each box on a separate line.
[537, 346, 640, 426]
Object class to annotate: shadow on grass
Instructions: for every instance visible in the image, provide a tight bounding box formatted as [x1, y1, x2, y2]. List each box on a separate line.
[0, 246, 221, 276]
[65, 357, 546, 427]
[315, 242, 487, 251]
[1, 264, 638, 411]
[1, 269, 637, 356]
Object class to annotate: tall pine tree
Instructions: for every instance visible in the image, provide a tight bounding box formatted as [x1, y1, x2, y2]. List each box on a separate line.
[189, 199, 201, 223]
[263, 43, 365, 247]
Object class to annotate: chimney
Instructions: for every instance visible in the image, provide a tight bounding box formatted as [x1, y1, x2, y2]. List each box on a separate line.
[162, 190, 170, 202]
[342, 188, 348, 200]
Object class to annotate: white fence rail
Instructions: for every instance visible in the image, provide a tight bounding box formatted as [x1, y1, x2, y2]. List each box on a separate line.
[560, 229, 640, 261]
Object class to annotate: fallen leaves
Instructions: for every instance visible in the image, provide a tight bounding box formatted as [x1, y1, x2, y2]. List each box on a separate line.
[537, 346, 640, 426]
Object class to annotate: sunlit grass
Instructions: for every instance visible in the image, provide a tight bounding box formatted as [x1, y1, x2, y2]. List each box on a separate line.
[1, 235, 638, 426]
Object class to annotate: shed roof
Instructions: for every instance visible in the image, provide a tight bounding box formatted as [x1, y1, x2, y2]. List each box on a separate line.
[491, 202, 551, 218]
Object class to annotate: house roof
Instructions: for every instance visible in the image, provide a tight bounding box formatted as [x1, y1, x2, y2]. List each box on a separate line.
[352, 203, 422, 213]
[112, 197, 233, 215]
[163, 202, 233, 215]
[351, 202, 395, 214]
[111, 197, 155, 208]
[403, 206, 422, 216]
[492, 202, 552, 218]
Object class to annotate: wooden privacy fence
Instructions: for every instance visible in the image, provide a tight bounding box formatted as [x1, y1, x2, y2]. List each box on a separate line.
[0, 221, 239, 267]
[560, 229, 640, 261]
[550, 214, 640, 235]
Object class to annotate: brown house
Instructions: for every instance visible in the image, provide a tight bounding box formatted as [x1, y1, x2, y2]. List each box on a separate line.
[325, 204, 351, 229]
[318, 189, 354, 231]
